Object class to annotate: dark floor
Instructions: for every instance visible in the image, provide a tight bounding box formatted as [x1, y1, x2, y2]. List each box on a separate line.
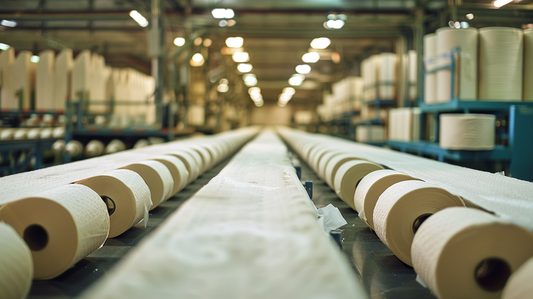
[27, 149, 436, 299]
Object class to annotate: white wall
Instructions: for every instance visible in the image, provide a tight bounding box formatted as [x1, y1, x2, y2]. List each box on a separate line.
[250, 104, 292, 125]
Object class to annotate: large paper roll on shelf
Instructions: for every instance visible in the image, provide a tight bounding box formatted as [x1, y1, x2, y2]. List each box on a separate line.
[524, 29, 533, 101]
[76, 169, 152, 238]
[0, 184, 110, 280]
[479, 27, 523, 101]
[502, 256, 533, 299]
[424, 33, 437, 105]
[435, 27, 478, 102]
[150, 155, 189, 195]
[333, 160, 384, 209]
[373, 180, 465, 266]
[324, 154, 363, 189]
[440, 114, 495, 150]
[354, 170, 420, 230]
[412, 207, 533, 299]
[120, 160, 173, 209]
[85, 140, 105, 158]
[0, 222, 33, 299]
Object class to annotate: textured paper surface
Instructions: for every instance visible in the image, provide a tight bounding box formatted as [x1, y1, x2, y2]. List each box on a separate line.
[440, 114, 495, 150]
[324, 154, 363, 189]
[0, 222, 33, 299]
[334, 160, 383, 209]
[150, 155, 189, 196]
[502, 256, 533, 299]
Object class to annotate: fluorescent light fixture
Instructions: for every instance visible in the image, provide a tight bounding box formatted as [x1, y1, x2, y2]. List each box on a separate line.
[217, 84, 229, 93]
[212, 8, 234, 19]
[326, 19, 344, 29]
[227, 20, 236, 26]
[243, 74, 257, 86]
[295, 64, 311, 74]
[190, 53, 204, 67]
[1, 20, 17, 27]
[248, 87, 261, 95]
[461, 22, 469, 28]
[282, 87, 295, 95]
[226, 37, 244, 48]
[466, 13, 474, 20]
[255, 99, 264, 107]
[232, 51, 249, 63]
[288, 74, 304, 86]
[129, 10, 149, 27]
[203, 38, 212, 47]
[219, 20, 228, 27]
[310, 37, 331, 49]
[220, 78, 229, 85]
[251, 94, 262, 101]
[237, 63, 253, 73]
[30, 55, 40, 63]
[302, 52, 320, 63]
[494, 0, 512, 7]
[173, 37, 185, 46]
[0, 43, 10, 50]
[279, 93, 292, 103]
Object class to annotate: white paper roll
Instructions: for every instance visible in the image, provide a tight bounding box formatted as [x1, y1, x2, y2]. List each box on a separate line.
[120, 160, 174, 209]
[436, 27, 479, 102]
[479, 27, 523, 101]
[356, 125, 385, 143]
[0, 47, 15, 110]
[0, 184, 110, 280]
[502, 256, 533, 299]
[76, 169, 152, 238]
[39, 128, 53, 139]
[373, 180, 465, 266]
[324, 154, 363, 189]
[354, 169, 419, 230]
[13, 129, 28, 140]
[524, 29, 533, 101]
[412, 207, 533, 299]
[150, 154, 189, 196]
[54, 49, 72, 110]
[334, 160, 383, 209]
[424, 33, 437, 105]
[52, 127, 65, 138]
[36, 50, 55, 110]
[440, 114, 495, 150]
[0, 222, 33, 299]
[379, 53, 397, 100]
[317, 150, 343, 181]
[26, 128, 41, 139]
[85, 140, 105, 158]
[105, 139, 126, 154]
[66, 140, 84, 158]
[186, 144, 212, 174]
[167, 151, 200, 184]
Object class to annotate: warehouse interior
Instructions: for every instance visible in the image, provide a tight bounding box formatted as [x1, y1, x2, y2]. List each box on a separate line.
[1, 0, 533, 298]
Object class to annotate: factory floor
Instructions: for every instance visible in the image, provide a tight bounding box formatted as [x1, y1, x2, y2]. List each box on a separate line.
[27, 147, 435, 299]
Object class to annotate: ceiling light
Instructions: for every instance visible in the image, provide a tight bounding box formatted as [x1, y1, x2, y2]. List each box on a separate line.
[327, 14, 336, 20]
[295, 64, 311, 74]
[466, 13, 474, 20]
[203, 38, 212, 47]
[494, 0, 513, 8]
[190, 53, 204, 67]
[288, 74, 304, 86]
[220, 78, 229, 85]
[30, 55, 40, 63]
[212, 8, 234, 19]
[282, 87, 295, 95]
[337, 14, 347, 21]
[194, 37, 203, 46]
[232, 51, 249, 63]
[1, 20, 17, 27]
[226, 37, 244, 48]
[251, 94, 262, 101]
[255, 100, 264, 107]
[0, 43, 10, 50]
[248, 87, 261, 95]
[302, 52, 320, 63]
[326, 19, 344, 29]
[237, 63, 253, 73]
[217, 84, 229, 93]
[461, 22, 469, 28]
[279, 93, 292, 103]
[331, 52, 341, 64]
[227, 20, 236, 26]
[174, 37, 185, 46]
[219, 20, 228, 27]
[129, 10, 149, 27]
[243, 74, 257, 86]
[310, 37, 331, 49]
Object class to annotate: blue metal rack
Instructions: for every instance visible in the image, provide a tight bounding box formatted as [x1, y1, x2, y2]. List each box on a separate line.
[0, 138, 60, 175]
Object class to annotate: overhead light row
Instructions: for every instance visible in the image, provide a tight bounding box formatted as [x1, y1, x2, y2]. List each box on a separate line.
[249, 87, 263, 107]
[212, 8, 234, 19]
[129, 10, 148, 27]
[1, 20, 17, 27]
[278, 87, 296, 108]
[218, 78, 229, 93]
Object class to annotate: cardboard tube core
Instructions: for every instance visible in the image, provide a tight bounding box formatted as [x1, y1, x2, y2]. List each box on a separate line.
[23, 224, 49, 251]
[412, 214, 432, 234]
[475, 258, 511, 292]
[102, 196, 116, 216]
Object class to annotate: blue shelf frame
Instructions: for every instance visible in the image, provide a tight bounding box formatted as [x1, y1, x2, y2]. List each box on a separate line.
[0, 138, 60, 175]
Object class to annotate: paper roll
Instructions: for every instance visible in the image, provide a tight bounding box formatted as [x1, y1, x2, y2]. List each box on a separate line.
[412, 207, 533, 299]
[52, 127, 65, 138]
[334, 160, 383, 209]
[167, 151, 200, 184]
[26, 128, 41, 139]
[150, 155, 189, 196]
[524, 29, 533, 101]
[0, 184, 110, 280]
[85, 140, 105, 158]
[354, 169, 419, 230]
[502, 256, 533, 299]
[317, 150, 343, 181]
[13, 129, 28, 140]
[373, 180, 465, 266]
[324, 154, 363, 189]
[120, 160, 173, 209]
[440, 114, 495, 150]
[186, 145, 212, 174]
[1, 129, 14, 140]
[355, 125, 385, 143]
[66, 140, 84, 158]
[310, 146, 336, 174]
[424, 33, 437, 105]
[39, 128, 53, 139]
[76, 169, 152, 238]
[105, 139, 126, 154]
[0, 222, 33, 299]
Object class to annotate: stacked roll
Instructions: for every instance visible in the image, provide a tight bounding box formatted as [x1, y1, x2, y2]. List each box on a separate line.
[479, 27, 523, 101]
[356, 125, 385, 143]
[524, 29, 533, 101]
[0, 222, 33, 299]
[0, 47, 15, 109]
[439, 114, 495, 150]
[379, 53, 397, 100]
[424, 33, 437, 105]
[408, 50, 417, 100]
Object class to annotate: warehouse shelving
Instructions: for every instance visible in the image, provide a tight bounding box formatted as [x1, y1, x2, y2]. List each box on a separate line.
[387, 48, 533, 182]
[0, 138, 60, 175]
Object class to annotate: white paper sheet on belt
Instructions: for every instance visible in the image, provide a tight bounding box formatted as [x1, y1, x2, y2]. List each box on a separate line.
[354, 169, 420, 230]
[334, 160, 384, 209]
[277, 127, 533, 232]
[412, 207, 533, 299]
[440, 114, 495, 150]
[0, 222, 33, 299]
[76, 169, 152, 238]
[502, 256, 533, 299]
[80, 130, 367, 299]
[0, 184, 110, 280]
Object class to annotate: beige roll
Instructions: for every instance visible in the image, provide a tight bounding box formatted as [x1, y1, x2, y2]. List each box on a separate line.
[65, 140, 84, 158]
[373, 180, 465, 266]
[412, 207, 533, 299]
[167, 151, 200, 184]
[317, 150, 343, 181]
[13, 129, 28, 140]
[0, 184, 110, 280]
[150, 155, 189, 196]
[0, 129, 14, 140]
[85, 140, 105, 158]
[76, 169, 152, 238]
[440, 114, 495, 150]
[186, 145, 212, 174]
[324, 154, 363, 189]
[180, 147, 205, 176]
[424, 33, 437, 105]
[502, 256, 533, 299]
[105, 139, 126, 154]
[39, 128, 53, 139]
[333, 160, 383, 209]
[27, 128, 42, 139]
[311, 147, 337, 174]
[354, 169, 419, 230]
[120, 160, 173, 209]
[0, 222, 33, 299]
[52, 127, 65, 138]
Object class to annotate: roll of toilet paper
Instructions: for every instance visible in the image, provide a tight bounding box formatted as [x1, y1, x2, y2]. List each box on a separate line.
[524, 29, 533, 101]
[334, 160, 383, 209]
[13, 129, 28, 140]
[1, 129, 15, 140]
[440, 114, 495, 150]
[479, 27, 523, 101]
[167, 151, 200, 184]
[150, 155, 189, 196]
[186, 145, 212, 174]
[412, 207, 533, 299]
[27, 128, 41, 139]
[85, 140, 105, 158]
[379, 53, 397, 100]
[324, 154, 363, 189]
[179, 148, 204, 176]
[436, 27, 479, 102]
[317, 150, 343, 181]
[0, 184, 110, 280]
[424, 33, 437, 105]
[52, 127, 65, 138]
[0, 222, 33, 299]
[105, 139, 126, 154]
[39, 128, 53, 139]
[354, 170, 419, 230]
[502, 256, 533, 299]
[120, 160, 173, 209]
[373, 180, 465, 266]
[66, 140, 84, 158]
[76, 169, 152, 238]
